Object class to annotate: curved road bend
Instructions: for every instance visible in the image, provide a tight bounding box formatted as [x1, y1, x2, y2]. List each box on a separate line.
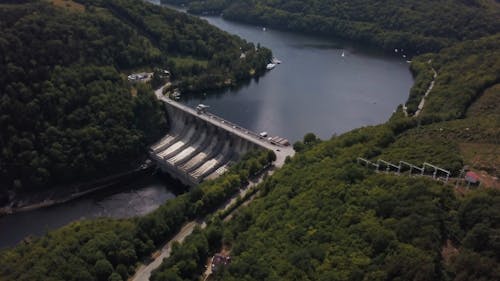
[403, 63, 437, 117]
[414, 67, 437, 117]
[131, 221, 201, 281]
[154, 85, 295, 167]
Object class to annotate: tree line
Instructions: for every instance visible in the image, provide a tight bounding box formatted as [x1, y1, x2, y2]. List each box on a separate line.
[162, 0, 500, 54]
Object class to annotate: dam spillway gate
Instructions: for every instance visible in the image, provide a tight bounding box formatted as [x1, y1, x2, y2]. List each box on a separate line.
[150, 98, 289, 186]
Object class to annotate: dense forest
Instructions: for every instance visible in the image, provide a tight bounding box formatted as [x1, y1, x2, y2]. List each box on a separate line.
[1, 0, 499, 280]
[162, 0, 500, 54]
[0, 0, 271, 196]
[209, 139, 500, 281]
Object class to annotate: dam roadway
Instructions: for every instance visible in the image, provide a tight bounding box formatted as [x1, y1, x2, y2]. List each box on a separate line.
[151, 85, 294, 186]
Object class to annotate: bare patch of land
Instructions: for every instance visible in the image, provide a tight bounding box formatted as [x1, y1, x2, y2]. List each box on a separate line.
[49, 0, 85, 12]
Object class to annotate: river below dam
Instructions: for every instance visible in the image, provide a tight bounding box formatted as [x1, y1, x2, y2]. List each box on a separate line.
[0, 4, 413, 249]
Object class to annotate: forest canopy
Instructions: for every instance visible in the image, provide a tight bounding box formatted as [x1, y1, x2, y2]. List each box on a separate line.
[0, 0, 270, 194]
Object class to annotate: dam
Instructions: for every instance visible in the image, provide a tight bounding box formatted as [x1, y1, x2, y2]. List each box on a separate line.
[150, 87, 294, 186]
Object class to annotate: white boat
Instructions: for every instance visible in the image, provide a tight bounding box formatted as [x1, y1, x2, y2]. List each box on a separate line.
[341, 50, 345, 57]
[266, 63, 276, 70]
[262, 27, 266, 31]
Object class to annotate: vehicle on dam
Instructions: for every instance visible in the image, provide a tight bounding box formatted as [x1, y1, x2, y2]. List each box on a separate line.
[196, 104, 210, 114]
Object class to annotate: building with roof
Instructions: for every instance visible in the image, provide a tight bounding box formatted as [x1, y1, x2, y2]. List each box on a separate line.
[211, 254, 231, 272]
[465, 171, 481, 187]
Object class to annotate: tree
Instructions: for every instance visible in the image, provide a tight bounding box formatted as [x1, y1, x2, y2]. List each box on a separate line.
[95, 259, 113, 281]
[303, 132, 318, 144]
[108, 272, 122, 281]
[293, 141, 305, 152]
[115, 264, 128, 281]
[267, 150, 277, 163]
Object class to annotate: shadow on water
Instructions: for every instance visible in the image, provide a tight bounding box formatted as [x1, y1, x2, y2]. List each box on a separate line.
[0, 171, 188, 249]
[290, 43, 344, 50]
[177, 13, 414, 142]
[180, 77, 258, 102]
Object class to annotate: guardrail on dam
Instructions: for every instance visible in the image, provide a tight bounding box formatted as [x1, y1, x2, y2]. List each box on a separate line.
[150, 95, 291, 187]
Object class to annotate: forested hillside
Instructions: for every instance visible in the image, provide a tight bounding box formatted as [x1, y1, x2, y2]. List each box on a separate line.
[0, 0, 498, 280]
[207, 133, 500, 281]
[0, 0, 270, 195]
[162, 0, 500, 53]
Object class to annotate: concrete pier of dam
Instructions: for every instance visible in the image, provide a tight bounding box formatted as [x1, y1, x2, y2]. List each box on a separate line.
[150, 87, 294, 186]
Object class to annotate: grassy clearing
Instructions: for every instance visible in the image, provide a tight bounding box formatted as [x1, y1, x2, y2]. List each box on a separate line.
[466, 83, 500, 118]
[459, 143, 499, 176]
[49, 0, 85, 12]
[380, 81, 499, 175]
[130, 87, 138, 97]
[378, 130, 463, 174]
[170, 56, 208, 68]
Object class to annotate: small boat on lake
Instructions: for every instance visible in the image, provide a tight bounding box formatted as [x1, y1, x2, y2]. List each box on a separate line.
[266, 63, 276, 70]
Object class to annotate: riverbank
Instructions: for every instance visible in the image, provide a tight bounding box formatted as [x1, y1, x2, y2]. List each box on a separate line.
[0, 163, 155, 217]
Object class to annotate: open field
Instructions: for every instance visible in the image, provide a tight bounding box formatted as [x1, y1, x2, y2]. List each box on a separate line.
[49, 0, 85, 12]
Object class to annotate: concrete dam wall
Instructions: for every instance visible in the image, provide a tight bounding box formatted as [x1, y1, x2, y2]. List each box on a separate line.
[150, 102, 262, 186]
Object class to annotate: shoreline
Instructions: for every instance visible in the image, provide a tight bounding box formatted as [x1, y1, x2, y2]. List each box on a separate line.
[0, 165, 154, 217]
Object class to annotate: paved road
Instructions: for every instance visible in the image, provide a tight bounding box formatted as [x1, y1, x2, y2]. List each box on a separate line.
[154, 85, 294, 168]
[402, 63, 437, 117]
[414, 67, 437, 117]
[131, 221, 200, 281]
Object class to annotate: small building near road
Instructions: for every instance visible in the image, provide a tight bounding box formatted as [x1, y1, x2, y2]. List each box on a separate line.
[465, 171, 481, 187]
[127, 72, 153, 83]
[211, 254, 231, 272]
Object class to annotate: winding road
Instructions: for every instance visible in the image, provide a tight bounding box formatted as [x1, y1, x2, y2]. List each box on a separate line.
[414, 66, 438, 117]
[131, 221, 200, 281]
[403, 62, 437, 117]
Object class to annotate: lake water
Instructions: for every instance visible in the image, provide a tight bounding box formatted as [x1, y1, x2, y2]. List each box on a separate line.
[180, 15, 414, 141]
[0, 4, 413, 249]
